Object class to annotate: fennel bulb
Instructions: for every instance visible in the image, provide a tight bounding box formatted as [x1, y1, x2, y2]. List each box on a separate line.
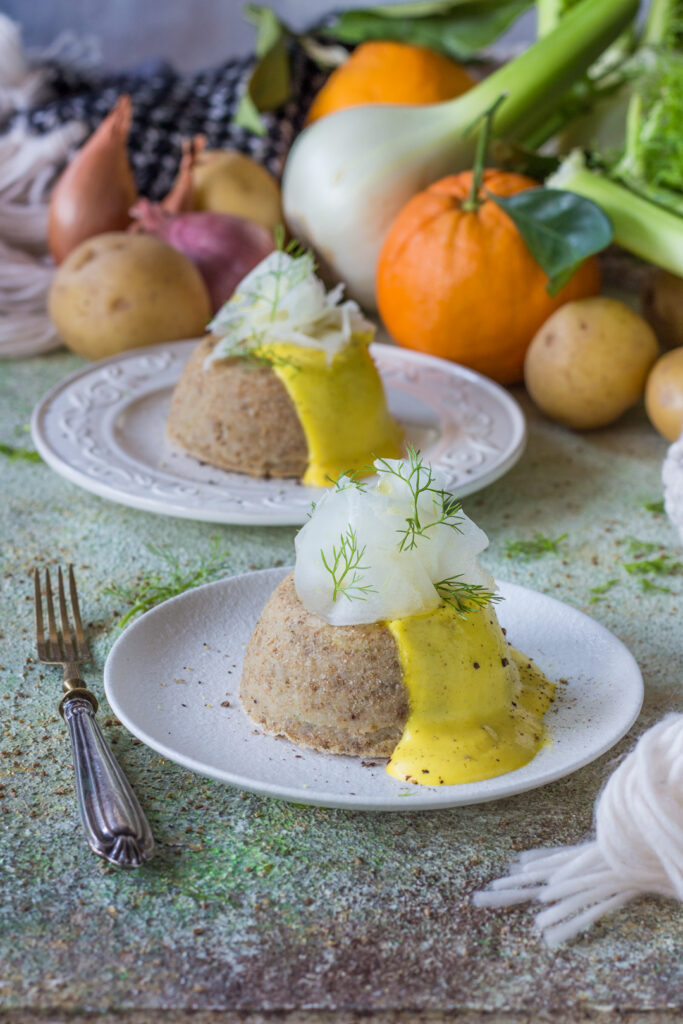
[282, 0, 638, 308]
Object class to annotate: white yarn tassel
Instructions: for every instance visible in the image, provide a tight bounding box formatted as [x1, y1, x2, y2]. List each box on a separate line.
[0, 240, 62, 356]
[473, 715, 683, 947]
[663, 431, 683, 546]
[0, 120, 85, 251]
[0, 13, 95, 358]
[0, 122, 87, 357]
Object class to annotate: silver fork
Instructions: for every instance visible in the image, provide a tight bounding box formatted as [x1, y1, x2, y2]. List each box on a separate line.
[34, 565, 154, 868]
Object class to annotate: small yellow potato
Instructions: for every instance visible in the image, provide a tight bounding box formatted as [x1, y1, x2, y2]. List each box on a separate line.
[524, 297, 659, 430]
[192, 150, 282, 232]
[645, 348, 683, 441]
[48, 233, 211, 360]
[642, 268, 683, 351]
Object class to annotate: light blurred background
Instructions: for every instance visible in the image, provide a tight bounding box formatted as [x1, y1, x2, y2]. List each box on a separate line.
[0, 0, 538, 70]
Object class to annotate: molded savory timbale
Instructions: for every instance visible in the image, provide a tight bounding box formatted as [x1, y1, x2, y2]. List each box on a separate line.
[241, 574, 408, 757]
[167, 335, 308, 478]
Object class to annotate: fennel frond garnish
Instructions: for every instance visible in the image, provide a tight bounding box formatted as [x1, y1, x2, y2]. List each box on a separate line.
[374, 445, 464, 552]
[106, 538, 231, 627]
[434, 576, 501, 617]
[320, 526, 377, 603]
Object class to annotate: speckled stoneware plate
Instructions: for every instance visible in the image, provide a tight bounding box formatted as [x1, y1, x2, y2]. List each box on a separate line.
[104, 567, 643, 811]
[31, 339, 525, 526]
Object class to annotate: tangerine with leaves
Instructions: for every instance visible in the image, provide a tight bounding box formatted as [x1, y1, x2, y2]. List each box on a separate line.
[376, 169, 601, 385]
[306, 41, 475, 124]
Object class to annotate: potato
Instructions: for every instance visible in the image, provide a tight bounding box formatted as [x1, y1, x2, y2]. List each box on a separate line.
[645, 348, 683, 441]
[49, 233, 211, 360]
[191, 150, 282, 232]
[642, 268, 683, 351]
[524, 297, 659, 430]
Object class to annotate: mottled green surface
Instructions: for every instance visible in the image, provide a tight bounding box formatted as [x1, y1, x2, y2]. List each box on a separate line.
[0, 350, 681, 1022]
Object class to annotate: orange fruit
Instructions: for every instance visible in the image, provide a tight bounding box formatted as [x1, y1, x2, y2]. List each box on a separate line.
[306, 41, 476, 124]
[376, 170, 601, 386]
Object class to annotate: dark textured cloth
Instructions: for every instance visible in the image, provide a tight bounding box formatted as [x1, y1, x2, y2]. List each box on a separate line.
[20, 47, 326, 198]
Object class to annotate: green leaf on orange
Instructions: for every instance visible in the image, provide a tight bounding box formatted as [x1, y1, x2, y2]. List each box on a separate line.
[486, 187, 613, 296]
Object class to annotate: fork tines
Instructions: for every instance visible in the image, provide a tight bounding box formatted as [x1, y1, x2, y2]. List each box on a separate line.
[34, 565, 90, 666]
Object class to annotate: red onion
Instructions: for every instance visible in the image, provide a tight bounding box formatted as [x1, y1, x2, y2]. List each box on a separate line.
[130, 199, 274, 312]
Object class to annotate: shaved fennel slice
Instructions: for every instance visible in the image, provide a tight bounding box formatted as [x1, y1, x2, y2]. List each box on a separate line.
[295, 459, 494, 626]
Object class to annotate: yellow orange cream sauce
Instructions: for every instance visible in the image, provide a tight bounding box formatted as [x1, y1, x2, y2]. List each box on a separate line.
[385, 604, 555, 785]
[266, 336, 403, 487]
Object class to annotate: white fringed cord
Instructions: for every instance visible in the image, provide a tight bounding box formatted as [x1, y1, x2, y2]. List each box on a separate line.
[473, 715, 683, 947]
[0, 239, 62, 356]
[0, 122, 87, 357]
[0, 120, 86, 251]
[0, 14, 99, 124]
[0, 13, 94, 357]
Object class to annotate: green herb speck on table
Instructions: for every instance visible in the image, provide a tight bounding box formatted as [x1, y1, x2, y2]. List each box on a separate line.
[105, 538, 231, 627]
[504, 532, 568, 559]
[0, 442, 42, 463]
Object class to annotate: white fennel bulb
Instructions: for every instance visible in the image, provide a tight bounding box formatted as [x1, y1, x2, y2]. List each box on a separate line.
[282, 0, 638, 308]
[294, 451, 495, 626]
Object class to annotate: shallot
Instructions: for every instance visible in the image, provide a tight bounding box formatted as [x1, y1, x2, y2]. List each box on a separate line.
[160, 135, 205, 214]
[130, 199, 274, 312]
[48, 94, 138, 263]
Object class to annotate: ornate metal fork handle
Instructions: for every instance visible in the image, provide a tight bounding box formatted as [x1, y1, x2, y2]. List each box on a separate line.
[34, 567, 154, 868]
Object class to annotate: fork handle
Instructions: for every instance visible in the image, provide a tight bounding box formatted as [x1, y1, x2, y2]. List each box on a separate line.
[63, 695, 155, 868]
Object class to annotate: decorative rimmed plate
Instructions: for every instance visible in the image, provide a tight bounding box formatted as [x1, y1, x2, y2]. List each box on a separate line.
[104, 567, 643, 811]
[31, 339, 526, 526]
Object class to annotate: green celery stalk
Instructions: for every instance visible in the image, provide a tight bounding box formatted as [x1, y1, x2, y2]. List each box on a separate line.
[460, 0, 640, 146]
[536, 0, 574, 37]
[547, 151, 683, 275]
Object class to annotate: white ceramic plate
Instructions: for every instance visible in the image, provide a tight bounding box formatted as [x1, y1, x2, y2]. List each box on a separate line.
[31, 339, 526, 526]
[104, 568, 643, 811]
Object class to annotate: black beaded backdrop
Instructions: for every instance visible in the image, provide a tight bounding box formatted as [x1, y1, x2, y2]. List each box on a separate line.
[20, 46, 327, 198]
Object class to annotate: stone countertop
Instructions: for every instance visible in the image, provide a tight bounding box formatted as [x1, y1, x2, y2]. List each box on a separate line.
[0, 348, 681, 1023]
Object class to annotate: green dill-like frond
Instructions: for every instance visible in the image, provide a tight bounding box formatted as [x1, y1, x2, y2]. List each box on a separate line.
[504, 532, 568, 559]
[434, 575, 500, 617]
[243, 346, 302, 373]
[588, 578, 619, 603]
[105, 538, 231, 627]
[373, 445, 463, 552]
[621, 535, 660, 556]
[640, 578, 673, 594]
[284, 235, 311, 262]
[0, 442, 42, 463]
[320, 526, 377, 603]
[331, 470, 368, 493]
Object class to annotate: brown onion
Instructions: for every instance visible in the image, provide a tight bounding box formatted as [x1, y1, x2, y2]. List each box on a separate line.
[48, 95, 138, 263]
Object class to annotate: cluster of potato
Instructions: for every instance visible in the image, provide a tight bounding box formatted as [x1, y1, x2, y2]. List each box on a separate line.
[524, 270, 683, 442]
[49, 151, 281, 360]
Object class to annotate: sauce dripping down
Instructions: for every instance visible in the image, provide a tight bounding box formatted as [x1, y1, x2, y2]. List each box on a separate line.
[268, 336, 403, 487]
[386, 603, 555, 785]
